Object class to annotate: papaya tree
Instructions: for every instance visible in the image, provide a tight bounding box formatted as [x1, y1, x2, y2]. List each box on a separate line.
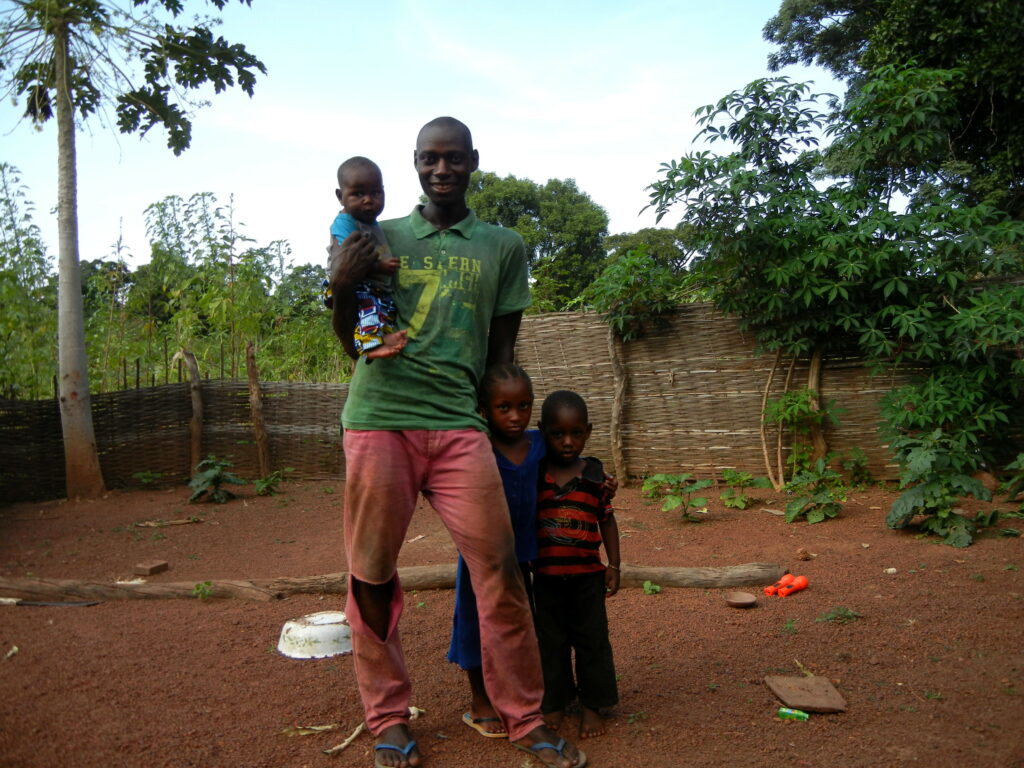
[0, 0, 265, 497]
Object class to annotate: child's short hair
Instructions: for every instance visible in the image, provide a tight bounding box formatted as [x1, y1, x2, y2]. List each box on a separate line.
[540, 390, 588, 424]
[479, 363, 532, 405]
[337, 156, 380, 187]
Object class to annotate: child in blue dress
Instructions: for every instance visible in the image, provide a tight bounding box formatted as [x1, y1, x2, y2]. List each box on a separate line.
[325, 156, 408, 359]
[448, 363, 544, 739]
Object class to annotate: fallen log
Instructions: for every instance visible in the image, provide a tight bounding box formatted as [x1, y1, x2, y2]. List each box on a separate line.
[0, 577, 278, 603]
[254, 564, 457, 595]
[0, 562, 782, 603]
[257, 562, 784, 595]
[618, 563, 783, 589]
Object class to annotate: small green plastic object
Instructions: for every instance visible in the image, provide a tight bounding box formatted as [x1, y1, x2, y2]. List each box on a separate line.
[777, 707, 810, 721]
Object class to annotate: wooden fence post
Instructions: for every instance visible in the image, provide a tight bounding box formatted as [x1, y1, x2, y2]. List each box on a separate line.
[760, 350, 782, 491]
[175, 349, 203, 476]
[807, 347, 829, 463]
[246, 341, 271, 479]
[607, 325, 629, 484]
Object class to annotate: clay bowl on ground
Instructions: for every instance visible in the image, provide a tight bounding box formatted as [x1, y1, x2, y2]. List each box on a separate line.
[724, 591, 757, 608]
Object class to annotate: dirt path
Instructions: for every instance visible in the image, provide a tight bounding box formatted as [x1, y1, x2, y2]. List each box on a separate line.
[1, 482, 1022, 767]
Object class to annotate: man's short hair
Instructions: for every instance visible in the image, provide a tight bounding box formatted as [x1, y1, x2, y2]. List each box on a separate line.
[417, 116, 473, 152]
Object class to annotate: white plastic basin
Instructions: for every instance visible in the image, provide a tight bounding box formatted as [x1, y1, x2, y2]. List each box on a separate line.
[277, 611, 353, 659]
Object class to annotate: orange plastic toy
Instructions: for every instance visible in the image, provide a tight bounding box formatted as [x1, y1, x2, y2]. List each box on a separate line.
[778, 574, 809, 597]
[764, 573, 795, 596]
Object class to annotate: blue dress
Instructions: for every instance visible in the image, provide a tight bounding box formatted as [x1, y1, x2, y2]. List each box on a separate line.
[447, 430, 545, 669]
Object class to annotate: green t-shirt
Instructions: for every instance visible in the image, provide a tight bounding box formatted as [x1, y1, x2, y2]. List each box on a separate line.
[342, 207, 531, 431]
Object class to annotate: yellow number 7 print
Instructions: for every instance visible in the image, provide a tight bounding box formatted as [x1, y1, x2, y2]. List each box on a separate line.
[400, 269, 440, 337]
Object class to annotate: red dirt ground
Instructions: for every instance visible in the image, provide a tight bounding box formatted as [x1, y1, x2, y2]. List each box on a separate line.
[1, 481, 1022, 768]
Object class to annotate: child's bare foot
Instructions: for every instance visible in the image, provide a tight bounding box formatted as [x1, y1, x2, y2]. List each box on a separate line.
[543, 710, 565, 731]
[374, 723, 421, 767]
[365, 329, 408, 359]
[578, 706, 607, 738]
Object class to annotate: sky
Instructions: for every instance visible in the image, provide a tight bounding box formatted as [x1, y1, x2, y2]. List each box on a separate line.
[0, 0, 839, 271]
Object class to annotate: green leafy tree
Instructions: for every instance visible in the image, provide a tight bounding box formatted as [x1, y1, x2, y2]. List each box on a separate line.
[273, 263, 326, 320]
[604, 226, 697, 273]
[140, 192, 275, 379]
[0, 0, 265, 497]
[467, 171, 609, 310]
[81, 257, 134, 392]
[0, 163, 56, 399]
[577, 246, 683, 341]
[136, 192, 348, 384]
[647, 70, 1024, 544]
[764, 0, 1024, 217]
[580, 225, 710, 340]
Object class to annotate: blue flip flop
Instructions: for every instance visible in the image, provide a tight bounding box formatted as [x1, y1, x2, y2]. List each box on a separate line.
[512, 737, 588, 768]
[373, 739, 418, 768]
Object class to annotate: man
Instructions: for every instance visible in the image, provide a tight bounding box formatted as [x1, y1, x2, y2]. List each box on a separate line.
[330, 116, 587, 768]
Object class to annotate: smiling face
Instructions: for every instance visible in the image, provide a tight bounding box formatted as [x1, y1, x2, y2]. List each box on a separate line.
[336, 163, 384, 224]
[540, 404, 592, 467]
[414, 120, 478, 211]
[483, 376, 534, 444]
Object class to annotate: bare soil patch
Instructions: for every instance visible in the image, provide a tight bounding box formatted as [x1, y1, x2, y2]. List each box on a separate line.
[1, 481, 1022, 768]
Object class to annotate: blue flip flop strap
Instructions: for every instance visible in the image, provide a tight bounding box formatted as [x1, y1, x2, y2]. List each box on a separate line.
[529, 738, 567, 754]
[374, 740, 418, 756]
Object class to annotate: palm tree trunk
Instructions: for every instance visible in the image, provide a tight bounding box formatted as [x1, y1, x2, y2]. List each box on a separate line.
[54, 20, 105, 498]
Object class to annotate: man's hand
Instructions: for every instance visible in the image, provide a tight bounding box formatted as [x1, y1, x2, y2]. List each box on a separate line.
[378, 256, 400, 275]
[329, 231, 378, 359]
[328, 231, 378, 291]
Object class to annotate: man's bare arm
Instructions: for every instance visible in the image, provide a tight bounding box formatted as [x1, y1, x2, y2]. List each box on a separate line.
[328, 232, 379, 360]
[486, 311, 523, 368]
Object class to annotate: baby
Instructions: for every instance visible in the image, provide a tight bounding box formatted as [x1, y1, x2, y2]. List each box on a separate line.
[325, 156, 407, 359]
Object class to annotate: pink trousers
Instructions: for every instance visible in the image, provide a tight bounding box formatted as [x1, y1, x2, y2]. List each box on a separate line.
[342, 429, 545, 741]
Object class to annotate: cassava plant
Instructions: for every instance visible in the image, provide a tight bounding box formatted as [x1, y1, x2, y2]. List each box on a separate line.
[647, 70, 1024, 544]
[577, 246, 683, 341]
[885, 428, 993, 547]
[839, 447, 873, 488]
[763, 388, 840, 479]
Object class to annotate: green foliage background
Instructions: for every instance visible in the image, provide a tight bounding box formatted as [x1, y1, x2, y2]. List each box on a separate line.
[0, 164, 56, 399]
[0, 184, 353, 398]
[639, 0, 1024, 543]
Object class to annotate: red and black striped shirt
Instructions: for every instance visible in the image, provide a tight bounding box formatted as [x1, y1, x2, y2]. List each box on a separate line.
[535, 457, 612, 576]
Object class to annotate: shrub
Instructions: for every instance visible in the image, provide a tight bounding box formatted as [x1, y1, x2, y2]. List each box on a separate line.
[188, 455, 246, 504]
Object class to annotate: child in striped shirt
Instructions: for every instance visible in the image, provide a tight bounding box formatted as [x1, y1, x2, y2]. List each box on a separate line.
[533, 389, 621, 739]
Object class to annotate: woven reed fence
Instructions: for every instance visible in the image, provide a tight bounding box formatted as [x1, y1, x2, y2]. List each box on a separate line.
[517, 307, 912, 482]
[1, 305, 912, 502]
